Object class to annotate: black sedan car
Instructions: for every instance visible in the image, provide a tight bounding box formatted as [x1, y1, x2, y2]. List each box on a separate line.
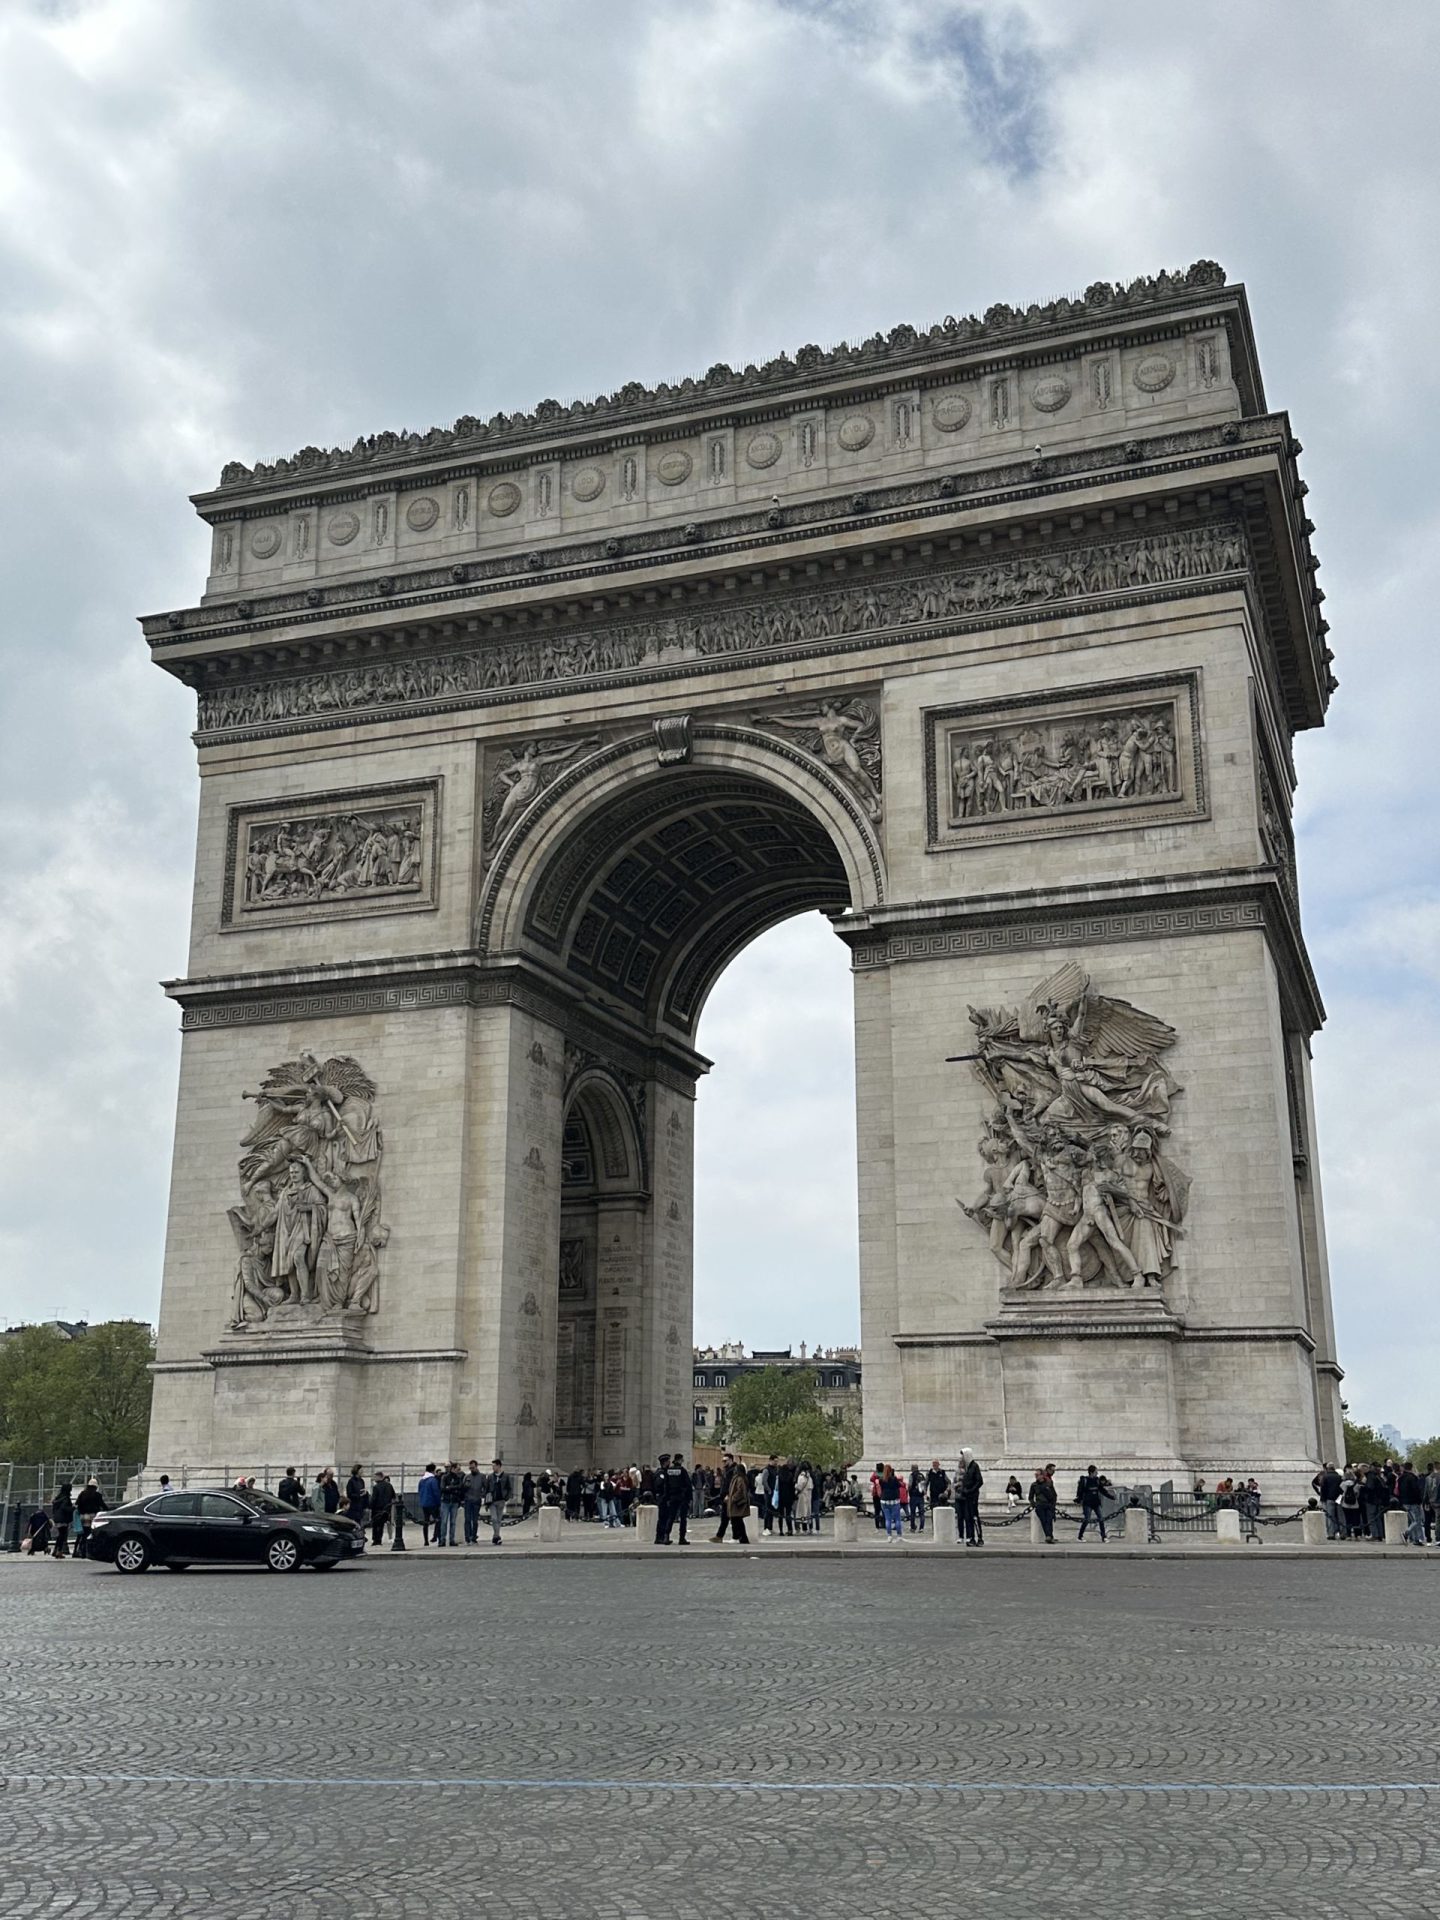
[88, 1487, 364, 1573]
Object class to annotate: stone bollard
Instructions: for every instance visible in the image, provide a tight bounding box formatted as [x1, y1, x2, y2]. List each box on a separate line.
[537, 1505, 563, 1543]
[1383, 1507, 1409, 1546]
[832, 1505, 859, 1545]
[1301, 1508, 1327, 1546]
[1029, 1510, 1045, 1546]
[930, 1504, 958, 1546]
[1216, 1508, 1244, 1544]
[634, 1502, 658, 1545]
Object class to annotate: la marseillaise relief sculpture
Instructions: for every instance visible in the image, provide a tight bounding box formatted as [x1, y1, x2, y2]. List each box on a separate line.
[139, 263, 1342, 1495]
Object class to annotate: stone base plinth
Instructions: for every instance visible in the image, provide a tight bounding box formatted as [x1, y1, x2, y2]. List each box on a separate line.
[538, 1506, 563, 1542]
[204, 1305, 375, 1365]
[1383, 1508, 1409, 1545]
[634, 1502, 658, 1545]
[930, 1504, 958, 1545]
[832, 1505, 858, 1544]
[987, 1289, 1184, 1340]
[1301, 1508, 1327, 1545]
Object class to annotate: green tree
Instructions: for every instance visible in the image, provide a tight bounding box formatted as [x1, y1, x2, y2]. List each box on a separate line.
[725, 1365, 819, 1437]
[1342, 1416, 1389, 1465]
[0, 1321, 154, 1463]
[723, 1366, 863, 1472]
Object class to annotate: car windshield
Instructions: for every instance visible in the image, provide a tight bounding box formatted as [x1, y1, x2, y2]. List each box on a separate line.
[236, 1492, 293, 1514]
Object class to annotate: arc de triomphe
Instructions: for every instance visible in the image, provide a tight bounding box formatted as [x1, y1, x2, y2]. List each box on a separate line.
[142, 262, 1342, 1494]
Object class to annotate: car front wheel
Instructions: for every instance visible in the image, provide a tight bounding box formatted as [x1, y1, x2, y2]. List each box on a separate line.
[114, 1535, 151, 1575]
[266, 1534, 302, 1573]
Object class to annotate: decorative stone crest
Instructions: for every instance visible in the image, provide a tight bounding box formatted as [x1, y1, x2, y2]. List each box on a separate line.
[488, 481, 521, 517]
[932, 394, 972, 431]
[955, 964, 1188, 1292]
[249, 525, 282, 559]
[745, 431, 782, 469]
[482, 734, 602, 863]
[837, 414, 875, 451]
[405, 496, 439, 532]
[656, 449, 692, 486]
[327, 510, 360, 546]
[571, 465, 605, 503]
[1031, 375, 1071, 413]
[227, 1052, 388, 1330]
[751, 696, 882, 822]
[1134, 354, 1176, 394]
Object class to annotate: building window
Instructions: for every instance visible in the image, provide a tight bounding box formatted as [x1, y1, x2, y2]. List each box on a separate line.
[694, 1406, 707, 1427]
[694, 1372, 706, 1388]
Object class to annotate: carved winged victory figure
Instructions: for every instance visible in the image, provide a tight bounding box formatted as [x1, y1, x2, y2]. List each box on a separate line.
[955, 963, 1189, 1293]
[227, 1051, 388, 1329]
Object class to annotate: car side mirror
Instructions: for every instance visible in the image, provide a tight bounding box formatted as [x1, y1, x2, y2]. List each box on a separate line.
[241, 1513, 255, 1524]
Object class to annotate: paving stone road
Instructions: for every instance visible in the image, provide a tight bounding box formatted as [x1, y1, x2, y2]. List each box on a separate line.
[3, 1554, 1440, 1918]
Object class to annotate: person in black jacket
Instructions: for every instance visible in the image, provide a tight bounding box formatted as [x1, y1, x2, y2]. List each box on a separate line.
[50, 1482, 74, 1560]
[956, 1451, 984, 1545]
[926, 1459, 951, 1512]
[1076, 1465, 1107, 1541]
[277, 1469, 305, 1509]
[1028, 1467, 1058, 1543]
[1398, 1461, 1427, 1545]
[656, 1452, 692, 1545]
[907, 1466, 926, 1533]
[345, 1466, 368, 1526]
[73, 1479, 107, 1558]
[484, 1460, 512, 1545]
[370, 1471, 396, 1546]
[438, 1462, 465, 1545]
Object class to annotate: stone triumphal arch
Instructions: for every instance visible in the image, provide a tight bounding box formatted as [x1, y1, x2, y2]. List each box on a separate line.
[143, 262, 1342, 1494]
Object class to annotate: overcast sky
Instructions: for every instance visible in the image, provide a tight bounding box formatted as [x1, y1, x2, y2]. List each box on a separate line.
[1, 1, 1436, 1433]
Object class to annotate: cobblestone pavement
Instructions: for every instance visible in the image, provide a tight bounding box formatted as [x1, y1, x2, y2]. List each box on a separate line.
[4, 1555, 1440, 1919]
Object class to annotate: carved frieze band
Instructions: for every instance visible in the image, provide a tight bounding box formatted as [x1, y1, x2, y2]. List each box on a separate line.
[851, 898, 1265, 970]
[924, 672, 1205, 852]
[196, 520, 1247, 740]
[222, 779, 440, 928]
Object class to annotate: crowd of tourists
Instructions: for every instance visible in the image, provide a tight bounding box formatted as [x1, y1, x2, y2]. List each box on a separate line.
[35, 1450, 1440, 1560]
[1310, 1460, 1440, 1545]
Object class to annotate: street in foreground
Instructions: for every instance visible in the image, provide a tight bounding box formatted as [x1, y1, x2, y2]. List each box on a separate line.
[2, 1555, 1438, 1919]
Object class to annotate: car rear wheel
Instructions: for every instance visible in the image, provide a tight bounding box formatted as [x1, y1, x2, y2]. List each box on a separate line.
[114, 1534, 151, 1575]
[266, 1534, 302, 1573]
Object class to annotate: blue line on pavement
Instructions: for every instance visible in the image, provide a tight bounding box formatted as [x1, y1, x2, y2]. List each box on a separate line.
[6, 1772, 1440, 1795]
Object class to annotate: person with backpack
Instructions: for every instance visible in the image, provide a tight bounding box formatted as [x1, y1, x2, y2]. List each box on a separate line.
[1076, 1464, 1107, 1542]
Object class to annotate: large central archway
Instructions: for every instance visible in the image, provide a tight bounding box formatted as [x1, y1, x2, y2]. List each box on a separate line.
[476, 724, 882, 1467]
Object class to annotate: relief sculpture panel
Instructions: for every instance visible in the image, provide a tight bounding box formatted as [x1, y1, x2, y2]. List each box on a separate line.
[227, 1052, 389, 1331]
[954, 965, 1189, 1294]
[925, 673, 1203, 852]
[223, 781, 438, 927]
